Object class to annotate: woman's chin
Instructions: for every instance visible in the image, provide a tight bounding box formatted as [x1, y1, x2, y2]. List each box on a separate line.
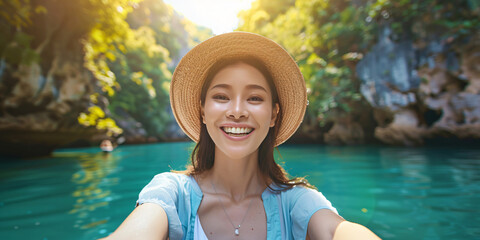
[216, 145, 260, 160]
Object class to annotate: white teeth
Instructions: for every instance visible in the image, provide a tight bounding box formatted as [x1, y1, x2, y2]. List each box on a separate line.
[223, 127, 253, 134]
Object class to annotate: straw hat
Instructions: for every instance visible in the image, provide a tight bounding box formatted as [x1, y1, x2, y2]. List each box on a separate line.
[170, 31, 307, 146]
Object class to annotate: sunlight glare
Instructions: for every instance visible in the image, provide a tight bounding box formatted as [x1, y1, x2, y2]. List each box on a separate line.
[163, 0, 256, 35]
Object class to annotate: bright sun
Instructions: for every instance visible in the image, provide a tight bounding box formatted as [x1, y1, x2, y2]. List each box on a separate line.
[163, 0, 256, 35]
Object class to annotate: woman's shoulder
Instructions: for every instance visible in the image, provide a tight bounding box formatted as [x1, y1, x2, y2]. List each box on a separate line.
[144, 172, 195, 191]
[151, 171, 190, 182]
[279, 185, 338, 213]
[137, 172, 198, 205]
[149, 172, 203, 193]
[279, 184, 316, 199]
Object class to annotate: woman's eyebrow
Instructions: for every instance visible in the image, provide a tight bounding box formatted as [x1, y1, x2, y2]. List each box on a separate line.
[210, 84, 267, 92]
[246, 84, 267, 92]
[210, 84, 231, 90]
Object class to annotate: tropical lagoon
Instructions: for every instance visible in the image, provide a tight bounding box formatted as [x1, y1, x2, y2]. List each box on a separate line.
[1, 0, 480, 240]
[1, 142, 479, 240]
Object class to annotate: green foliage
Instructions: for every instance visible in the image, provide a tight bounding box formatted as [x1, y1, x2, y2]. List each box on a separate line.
[0, 0, 45, 65]
[78, 0, 146, 137]
[84, 0, 212, 138]
[238, 0, 295, 31]
[1, 31, 39, 65]
[83, 0, 141, 97]
[0, 0, 34, 28]
[105, 24, 173, 137]
[238, 0, 372, 126]
[368, 0, 480, 38]
[300, 53, 363, 125]
[127, 0, 211, 58]
[78, 106, 123, 136]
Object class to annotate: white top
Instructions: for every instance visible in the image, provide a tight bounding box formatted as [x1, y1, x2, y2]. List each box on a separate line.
[194, 215, 209, 240]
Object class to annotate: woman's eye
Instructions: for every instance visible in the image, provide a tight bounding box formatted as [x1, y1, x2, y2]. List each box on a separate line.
[249, 96, 264, 102]
[213, 95, 229, 101]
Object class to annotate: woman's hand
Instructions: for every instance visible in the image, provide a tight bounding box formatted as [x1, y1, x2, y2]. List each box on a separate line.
[99, 203, 169, 240]
[307, 209, 381, 240]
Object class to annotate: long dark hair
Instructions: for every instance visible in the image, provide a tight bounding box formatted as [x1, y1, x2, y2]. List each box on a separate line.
[184, 56, 311, 191]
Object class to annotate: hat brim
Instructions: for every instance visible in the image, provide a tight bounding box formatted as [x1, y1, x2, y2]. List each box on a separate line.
[170, 31, 307, 146]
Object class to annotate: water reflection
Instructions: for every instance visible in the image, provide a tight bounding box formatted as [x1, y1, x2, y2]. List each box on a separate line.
[66, 152, 120, 230]
[376, 147, 480, 239]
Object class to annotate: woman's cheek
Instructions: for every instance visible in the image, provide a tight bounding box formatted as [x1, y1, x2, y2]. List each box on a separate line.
[205, 101, 225, 116]
[252, 107, 273, 126]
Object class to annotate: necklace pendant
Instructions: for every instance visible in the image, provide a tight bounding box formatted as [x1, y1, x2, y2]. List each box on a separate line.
[234, 228, 239, 236]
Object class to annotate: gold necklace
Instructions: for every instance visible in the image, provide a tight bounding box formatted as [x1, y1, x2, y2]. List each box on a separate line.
[210, 180, 255, 236]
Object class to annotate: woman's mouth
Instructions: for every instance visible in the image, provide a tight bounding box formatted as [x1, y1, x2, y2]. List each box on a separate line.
[221, 127, 254, 137]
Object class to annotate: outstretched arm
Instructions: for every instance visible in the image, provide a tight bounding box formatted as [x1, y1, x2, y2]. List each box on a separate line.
[333, 221, 381, 240]
[306, 209, 380, 240]
[99, 203, 169, 240]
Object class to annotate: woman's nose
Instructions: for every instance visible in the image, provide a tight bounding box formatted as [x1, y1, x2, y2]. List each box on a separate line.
[226, 99, 248, 119]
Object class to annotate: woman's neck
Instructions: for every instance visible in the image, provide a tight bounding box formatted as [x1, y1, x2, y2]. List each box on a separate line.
[207, 147, 266, 202]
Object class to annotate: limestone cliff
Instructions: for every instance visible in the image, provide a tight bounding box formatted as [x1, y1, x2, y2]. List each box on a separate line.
[0, 62, 104, 158]
[0, 0, 210, 157]
[0, 1, 108, 157]
[356, 27, 480, 146]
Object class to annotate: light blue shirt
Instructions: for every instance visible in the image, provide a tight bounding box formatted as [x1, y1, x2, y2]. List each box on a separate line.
[136, 172, 338, 240]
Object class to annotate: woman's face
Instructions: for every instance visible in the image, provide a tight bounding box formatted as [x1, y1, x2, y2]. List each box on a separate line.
[201, 62, 278, 160]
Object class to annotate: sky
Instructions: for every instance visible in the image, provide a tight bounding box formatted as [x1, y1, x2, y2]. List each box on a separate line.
[163, 0, 256, 35]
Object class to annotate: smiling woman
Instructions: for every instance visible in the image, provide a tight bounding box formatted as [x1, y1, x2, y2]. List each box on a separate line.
[100, 32, 380, 240]
[200, 58, 278, 161]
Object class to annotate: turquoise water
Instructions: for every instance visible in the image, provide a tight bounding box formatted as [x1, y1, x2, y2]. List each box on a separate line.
[0, 142, 479, 240]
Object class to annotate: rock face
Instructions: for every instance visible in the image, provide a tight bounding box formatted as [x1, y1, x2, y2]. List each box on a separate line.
[0, 60, 105, 157]
[0, 3, 107, 157]
[357, 27, 480, 146]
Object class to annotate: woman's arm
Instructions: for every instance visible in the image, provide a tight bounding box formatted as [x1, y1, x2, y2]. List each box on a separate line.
[306, 209, 381, 240]
[332, 221, 381, 240]
[99, 203, 169, 240]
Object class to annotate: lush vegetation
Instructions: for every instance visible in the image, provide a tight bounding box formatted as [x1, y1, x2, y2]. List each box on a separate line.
[238, 0, 479, 129]
[0, 0, 211, 139]
[81, 0, 211, 138]
[1, 0, 478, 143]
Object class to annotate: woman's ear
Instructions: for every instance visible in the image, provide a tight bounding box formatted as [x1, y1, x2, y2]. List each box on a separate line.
[270, 103, 279, 127]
